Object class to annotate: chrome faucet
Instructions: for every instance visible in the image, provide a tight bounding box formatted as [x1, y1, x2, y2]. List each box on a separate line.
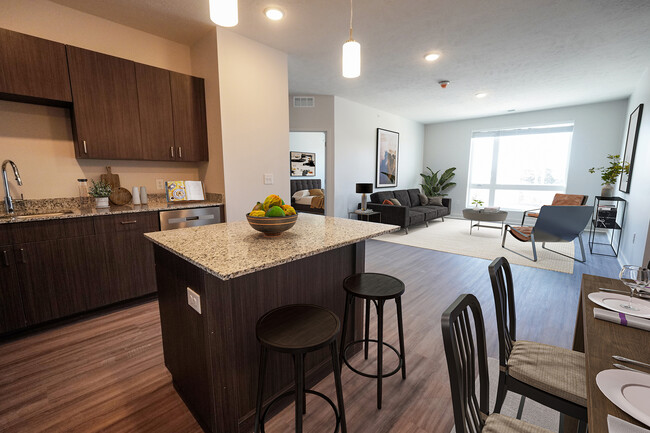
[2, 160, 22, 214]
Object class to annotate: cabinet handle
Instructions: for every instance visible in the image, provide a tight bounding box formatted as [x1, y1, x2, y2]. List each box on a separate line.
[120, 220, 137, 225]
[83, 140, 88, 154]
[2, 250, 9, 267]
[178, 147, 182, 158]
[170, 146, 174, 158]
[19, 248, 26, 264]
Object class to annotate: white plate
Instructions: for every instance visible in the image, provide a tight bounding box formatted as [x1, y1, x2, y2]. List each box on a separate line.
[588, 292, 650, 319]
[597, 369, 650, 427]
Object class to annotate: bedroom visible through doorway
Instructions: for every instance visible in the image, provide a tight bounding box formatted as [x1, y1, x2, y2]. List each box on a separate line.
[289, 131, 327, 216]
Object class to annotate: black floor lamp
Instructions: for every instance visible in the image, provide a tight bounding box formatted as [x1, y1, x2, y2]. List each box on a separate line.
[356, 183, 373, 211]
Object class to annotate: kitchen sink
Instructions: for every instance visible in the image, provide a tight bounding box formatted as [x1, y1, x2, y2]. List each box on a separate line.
[14, 210, 75, 220]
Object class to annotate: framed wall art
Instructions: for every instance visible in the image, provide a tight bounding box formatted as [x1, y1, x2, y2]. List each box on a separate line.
[376, 128, 399, 188]
[290, 151, 316, 177]
[619, 103, 643, 193]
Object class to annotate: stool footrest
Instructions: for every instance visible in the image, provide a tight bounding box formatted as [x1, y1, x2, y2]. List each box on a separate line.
[259, 389, 342, 433]
[342, 339, 403, 379]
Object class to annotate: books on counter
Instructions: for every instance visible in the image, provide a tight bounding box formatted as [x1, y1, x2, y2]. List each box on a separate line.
[166, 181, 205, 202]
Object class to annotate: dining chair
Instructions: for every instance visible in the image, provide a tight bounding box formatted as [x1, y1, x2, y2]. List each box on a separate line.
[521, 194, 588, 225]
[442, 293, 553, 433]
[503, 205, 593, 262]
[488, 257, 588, 432]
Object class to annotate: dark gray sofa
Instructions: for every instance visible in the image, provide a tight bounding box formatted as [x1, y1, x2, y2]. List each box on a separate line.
[367, 188, 451, 233]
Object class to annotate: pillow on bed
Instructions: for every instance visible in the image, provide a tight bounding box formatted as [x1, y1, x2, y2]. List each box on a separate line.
[292, 190, 310, 199]
[309, 188, 324, 196]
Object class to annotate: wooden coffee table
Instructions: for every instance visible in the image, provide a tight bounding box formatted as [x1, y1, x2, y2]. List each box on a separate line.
[462, 208, 508, 235]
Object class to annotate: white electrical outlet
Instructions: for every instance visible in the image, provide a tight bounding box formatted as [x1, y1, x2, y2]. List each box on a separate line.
[264, 173, 274, 185]
[187, 287, 201, 314]
[156, 179, 165, 190]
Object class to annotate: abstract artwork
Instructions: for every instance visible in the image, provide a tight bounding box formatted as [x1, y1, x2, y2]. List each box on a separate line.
[619, 103, 643, 193]
[290, 151, 316, 177]
[376, 128, 399, 188]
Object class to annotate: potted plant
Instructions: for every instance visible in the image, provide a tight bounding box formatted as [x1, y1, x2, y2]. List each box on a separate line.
[420, 167, 456, 198]
[588, 154, 629, 197]
[471, 199, 484, 209]
[89, 179, 112, 208]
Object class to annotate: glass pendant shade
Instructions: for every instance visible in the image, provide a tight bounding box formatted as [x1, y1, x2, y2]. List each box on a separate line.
[342, 40, 361, 78]
[209, 0, 238, 27]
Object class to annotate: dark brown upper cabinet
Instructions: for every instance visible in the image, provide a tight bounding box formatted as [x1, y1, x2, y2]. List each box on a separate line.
[135, 63, 176, 161]
[0, 28, 72, 105]
[66, 46, 143, 160]
[170, 72, 209, 162]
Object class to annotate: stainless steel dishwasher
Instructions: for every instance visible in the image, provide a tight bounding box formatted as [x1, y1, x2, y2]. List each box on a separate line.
[159, 206, 223, 230]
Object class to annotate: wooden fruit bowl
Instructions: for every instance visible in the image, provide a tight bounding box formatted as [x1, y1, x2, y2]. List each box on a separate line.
[246, 213, 298, 236]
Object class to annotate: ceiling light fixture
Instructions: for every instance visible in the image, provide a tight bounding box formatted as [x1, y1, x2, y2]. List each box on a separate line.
[264, 7, 284, 21]
[475, 92, 487, 98]
[424, 53, 440, 62]
[209, 0, 238, 27]
[342, 0, 360, 78]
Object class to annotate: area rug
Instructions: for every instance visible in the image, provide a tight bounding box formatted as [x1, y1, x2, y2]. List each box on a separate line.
[375, 217, 575, 274]
[450, 357, 560, 432]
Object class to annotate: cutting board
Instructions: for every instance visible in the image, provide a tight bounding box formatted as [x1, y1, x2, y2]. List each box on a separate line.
[100, 166, 120, 189]
[109, 187, 132, 206]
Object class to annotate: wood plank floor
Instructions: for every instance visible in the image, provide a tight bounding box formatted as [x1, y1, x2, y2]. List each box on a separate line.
[0, 235, 622, 432]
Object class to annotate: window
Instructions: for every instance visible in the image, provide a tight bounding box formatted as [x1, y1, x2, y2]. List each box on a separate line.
[467, 123, 574, 211]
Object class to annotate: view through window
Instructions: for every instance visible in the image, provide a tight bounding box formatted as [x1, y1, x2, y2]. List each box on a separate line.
[467, 123, 574, 210]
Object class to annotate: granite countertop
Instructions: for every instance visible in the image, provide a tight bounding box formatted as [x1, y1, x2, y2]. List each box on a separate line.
[0, 198, 223, 225]
[144, 213, 399, 280]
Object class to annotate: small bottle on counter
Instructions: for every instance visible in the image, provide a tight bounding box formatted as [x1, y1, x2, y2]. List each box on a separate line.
[140, 186, 148, 204]
[77, 179, 90, 207]
[132, 186, 141, 205]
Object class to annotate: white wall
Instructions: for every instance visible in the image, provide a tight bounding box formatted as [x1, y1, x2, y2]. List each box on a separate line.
[334, 97, 425, 218]
[289, 95, 336, 216]
[618, 68, 650, 267]
[217, 29, 290, 221]
[424, 99, 629, 217]
[290, 132, 326, 184]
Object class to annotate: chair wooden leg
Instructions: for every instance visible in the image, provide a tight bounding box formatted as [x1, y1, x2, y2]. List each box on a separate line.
[364, 299, 370, 360]
[516, 395, 526, 420]
[254, 347, 268, 433]
[294, 354, 304, 433]
[330, 341, 348, 433]
[339, 294, 351, 372]
[577, 234, 587, 263]
[531, 233, 538, 262]
[377, 300, 384, 410]
[493, 371, 508, 414]
[396, 296, 406, 379]
[301, 353, 306, 415]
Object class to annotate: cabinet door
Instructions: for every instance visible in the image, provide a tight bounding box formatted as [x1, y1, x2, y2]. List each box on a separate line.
[15, 236, 108, 325]
[66, 46, 143, 160]
[0, 28, 72, 104]
[135, 63, 175, 161]
[98, 213, 159, 304]
[170, 72, 209, 162]
[0, 246, 26, 334]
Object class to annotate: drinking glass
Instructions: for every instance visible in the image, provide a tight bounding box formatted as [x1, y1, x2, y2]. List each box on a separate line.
[619, 265, 650, 311]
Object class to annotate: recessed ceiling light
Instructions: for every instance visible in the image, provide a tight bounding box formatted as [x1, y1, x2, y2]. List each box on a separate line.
[475, 92, 488, 98]
[264, 7, 284, 20]
[424, 53, 440, 62]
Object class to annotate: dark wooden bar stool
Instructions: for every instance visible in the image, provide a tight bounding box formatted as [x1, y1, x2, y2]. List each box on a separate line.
[339, 273, 406, 409]
[254, 304, 347, 433]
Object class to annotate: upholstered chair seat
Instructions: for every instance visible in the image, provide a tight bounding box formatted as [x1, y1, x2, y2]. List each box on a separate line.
[484, 413, 553, 433]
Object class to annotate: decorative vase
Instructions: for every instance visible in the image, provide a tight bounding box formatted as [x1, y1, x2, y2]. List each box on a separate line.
[600, 184, 614, 197]
[95, 197, 109, 208]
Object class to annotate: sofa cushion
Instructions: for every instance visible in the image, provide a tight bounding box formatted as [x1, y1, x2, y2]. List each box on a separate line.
[371, 191, 395, 203]
[422, 205, 447, 217]
[410, 206, 437, 219]
[428, 196, 443, 206]
[408, 210, 425, 225]
[407, 189, 421, 207]
[393, 190, 412, 208]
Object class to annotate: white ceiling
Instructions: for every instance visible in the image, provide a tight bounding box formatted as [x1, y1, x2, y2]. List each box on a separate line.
[51, 0, 650, 124]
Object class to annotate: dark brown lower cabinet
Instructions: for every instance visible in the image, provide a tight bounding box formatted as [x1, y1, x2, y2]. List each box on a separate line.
[0, 246, 26, 333]
[14, 235, 107, 325]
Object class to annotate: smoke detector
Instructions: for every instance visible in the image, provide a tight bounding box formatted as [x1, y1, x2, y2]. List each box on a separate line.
[438, 80, 450, 89]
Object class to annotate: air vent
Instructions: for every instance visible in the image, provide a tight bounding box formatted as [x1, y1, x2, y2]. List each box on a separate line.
[293, 96, 315, 108]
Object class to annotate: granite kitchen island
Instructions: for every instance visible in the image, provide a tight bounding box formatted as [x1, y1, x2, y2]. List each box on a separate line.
[145, 214, 398, 432]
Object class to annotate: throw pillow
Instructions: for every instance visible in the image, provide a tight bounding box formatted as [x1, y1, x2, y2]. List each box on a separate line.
[428, 196, 443, 206]
[382, 199, 394, 205]
[292, 189, 309, 199]
[418, 193, 428, 206]
[309, 188, 324, 196]
[391, 198, 402, 206]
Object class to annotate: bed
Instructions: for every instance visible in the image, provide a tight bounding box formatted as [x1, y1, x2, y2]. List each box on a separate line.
[290, 179, 325, 215]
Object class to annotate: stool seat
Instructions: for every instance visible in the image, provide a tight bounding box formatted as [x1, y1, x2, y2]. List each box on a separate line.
[257, 304, 339, 353]
[343, 273, 405, 300]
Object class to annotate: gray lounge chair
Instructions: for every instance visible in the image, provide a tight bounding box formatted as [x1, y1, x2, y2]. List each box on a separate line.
[502, 205, 593, 262]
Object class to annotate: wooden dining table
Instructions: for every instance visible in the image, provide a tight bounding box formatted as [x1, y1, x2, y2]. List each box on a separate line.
[571, 274, 650, 432]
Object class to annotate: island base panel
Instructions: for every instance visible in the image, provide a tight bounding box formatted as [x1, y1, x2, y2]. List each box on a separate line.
[154, 242, 364, 433]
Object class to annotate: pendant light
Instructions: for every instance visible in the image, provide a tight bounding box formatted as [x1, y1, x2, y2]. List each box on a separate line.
[209, 0, 238, 27]
[342, 0, 360, 78]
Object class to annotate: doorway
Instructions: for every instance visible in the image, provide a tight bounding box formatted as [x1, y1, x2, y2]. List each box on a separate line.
[289, 131, 327, 215]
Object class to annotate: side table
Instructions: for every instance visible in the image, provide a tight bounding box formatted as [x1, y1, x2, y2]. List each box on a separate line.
[348, 210, 381, 223]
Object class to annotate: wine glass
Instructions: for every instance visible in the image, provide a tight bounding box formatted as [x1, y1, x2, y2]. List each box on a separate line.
[619, 265, 650, 311]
